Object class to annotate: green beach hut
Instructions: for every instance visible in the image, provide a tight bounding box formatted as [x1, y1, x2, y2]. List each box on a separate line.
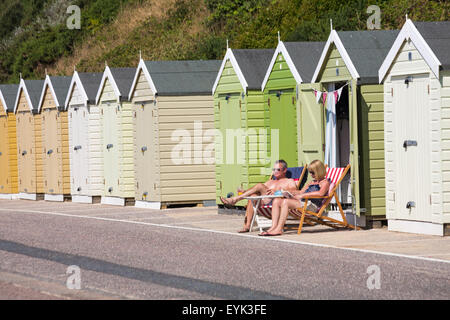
[309, 29, 399, 227]
[261, 41, 325, 169]
[212, 48, 274, 207]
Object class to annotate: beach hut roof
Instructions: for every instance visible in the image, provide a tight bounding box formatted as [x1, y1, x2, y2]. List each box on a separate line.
[312, 29, 399, 84]
[13, 79, 45, 113]
[261, 41, 325, 90]
[65, 71, 103, 108]
[95, 66, 136, 104]
[130, 59, 222, 98]
[38, 75, 72, 112]
[0, 84, 19, 113]
[212, 48, 274, 94]
[379, 20, 450, 82]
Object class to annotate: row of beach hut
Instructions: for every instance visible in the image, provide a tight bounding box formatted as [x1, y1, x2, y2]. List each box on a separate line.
[0, 19, 449, 235]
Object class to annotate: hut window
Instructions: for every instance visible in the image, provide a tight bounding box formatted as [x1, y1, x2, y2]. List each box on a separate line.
[408, 52, 412, 61]
[336, 68, 340, 76]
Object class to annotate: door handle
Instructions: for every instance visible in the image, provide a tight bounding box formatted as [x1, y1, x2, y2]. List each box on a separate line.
[106, 144, 113, 150]
[47, 149, 53, 155]
[403, 140, 417, 150]
[22, 150, 27, 156]
[74, 145, 82, 151]
[406, 201, 416, 209]
[141, 146, 147, 152]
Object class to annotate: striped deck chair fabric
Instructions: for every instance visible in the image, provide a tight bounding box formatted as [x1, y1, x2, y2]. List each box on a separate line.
[288, 164, 360, 234]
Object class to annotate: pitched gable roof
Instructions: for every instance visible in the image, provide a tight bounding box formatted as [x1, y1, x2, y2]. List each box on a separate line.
[14, 79, 45, 113]
[65, 72, 103, 108]
[379, 20, 450, 82]
[262, 41, 325, 90]
[0, 84, 19, 113]
[312, 29, 399, 84]
[145, 60, 221, 95]
[38, 75, 72, 112]
[212, 48, 274, 94]
[95, 66, 136, 104]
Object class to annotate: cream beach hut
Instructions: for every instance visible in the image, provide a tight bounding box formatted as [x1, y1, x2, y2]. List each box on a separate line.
[65, 72, 103, 203]
[95, 66, 136, 206]
[0, 84, 19, 199]
[38, 75, 72, 202]
[129, 59, 221, 209]
[378, 20, 450, 236]
[13, 79, 45, 200]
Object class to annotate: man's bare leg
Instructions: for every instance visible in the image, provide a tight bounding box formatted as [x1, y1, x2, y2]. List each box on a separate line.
[238, 199, 255, 233]
[221, 183, 269, 206]
[261, 197, 283, 235]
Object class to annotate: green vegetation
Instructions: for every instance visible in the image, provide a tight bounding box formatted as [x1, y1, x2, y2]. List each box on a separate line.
[0, 0, 448, 83]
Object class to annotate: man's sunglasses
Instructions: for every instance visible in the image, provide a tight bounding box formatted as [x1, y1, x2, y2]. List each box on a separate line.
[272, 168, 282, 172]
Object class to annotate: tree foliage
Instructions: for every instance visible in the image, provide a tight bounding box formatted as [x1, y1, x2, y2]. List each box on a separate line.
[0, 0, 448, 83]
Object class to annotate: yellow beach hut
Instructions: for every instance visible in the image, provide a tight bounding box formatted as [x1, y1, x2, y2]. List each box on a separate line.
[0, 84, 19, 199]
[13, 79, 45, 200]
[38, 75, 72, 202]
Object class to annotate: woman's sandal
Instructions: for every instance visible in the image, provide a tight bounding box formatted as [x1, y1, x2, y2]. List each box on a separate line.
[238, 227, 250, 233]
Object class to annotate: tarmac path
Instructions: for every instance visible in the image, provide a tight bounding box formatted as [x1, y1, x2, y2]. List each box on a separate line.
[0, 200, 449, 300]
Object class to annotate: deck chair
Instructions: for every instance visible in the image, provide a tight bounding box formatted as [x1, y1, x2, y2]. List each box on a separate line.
[252, 165, 308, 232]
[289, 164, 360, 234]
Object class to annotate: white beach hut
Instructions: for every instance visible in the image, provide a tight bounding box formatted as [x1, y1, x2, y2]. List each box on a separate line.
[65, 71, 103, 203]
[379, 19, 450, 236]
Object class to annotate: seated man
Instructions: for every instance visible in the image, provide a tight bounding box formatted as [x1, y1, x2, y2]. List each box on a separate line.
[220, 160, 298, 233]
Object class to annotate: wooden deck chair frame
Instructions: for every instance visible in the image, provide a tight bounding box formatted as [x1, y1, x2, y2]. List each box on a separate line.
[290, 164, 360, 234]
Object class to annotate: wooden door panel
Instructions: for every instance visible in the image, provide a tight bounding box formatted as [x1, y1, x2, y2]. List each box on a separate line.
[0, 117, 9, 192]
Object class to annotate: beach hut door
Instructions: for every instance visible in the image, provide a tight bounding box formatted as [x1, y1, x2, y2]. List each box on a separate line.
[298, 83, 324, 165]
[19, 113, 35, 192]
[0, 117, 8, 190]
[349, 80, 360, 216]
[219, 93, 243, 198]
[135, 102, 156, 201]
[103, 104, 120, 196]
[392, 74, 431, 221]
[70, 107, 89, 194]
[269, 89, 298, 167]
[43, 109, 59, 193]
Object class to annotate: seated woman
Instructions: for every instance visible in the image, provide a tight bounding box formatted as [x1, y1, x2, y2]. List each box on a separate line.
[260, 159, 330, 236]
